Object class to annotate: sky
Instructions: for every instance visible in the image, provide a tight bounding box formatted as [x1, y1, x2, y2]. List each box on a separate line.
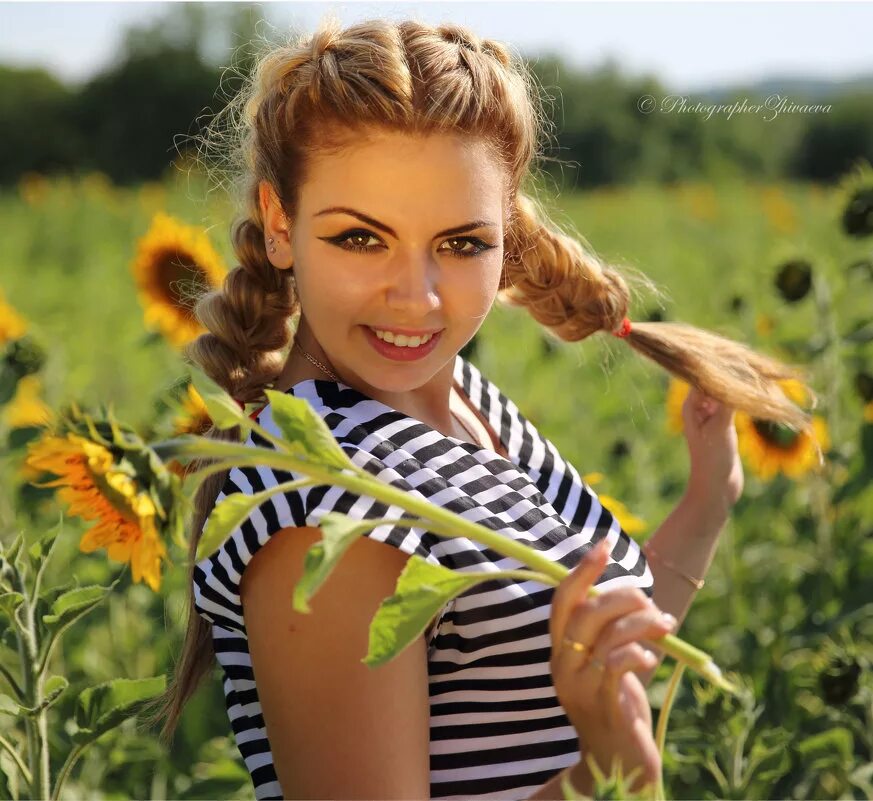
[1, 0, 872, 93]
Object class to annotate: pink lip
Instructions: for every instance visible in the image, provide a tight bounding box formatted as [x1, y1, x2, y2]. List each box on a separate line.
[368, 325, 444, 336]
[362, 325, 442, 362]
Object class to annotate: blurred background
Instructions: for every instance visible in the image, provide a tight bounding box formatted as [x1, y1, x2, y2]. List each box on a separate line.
[1, 2, 872, 800]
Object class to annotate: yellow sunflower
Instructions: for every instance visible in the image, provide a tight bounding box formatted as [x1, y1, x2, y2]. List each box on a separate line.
[759, 185, 798, 235]
[583, 472, 647, 535]
[734, 379, 827, 481]
[132, 212, 227, 348]
[165, 383, 214, 478]
[3, 374, 54, 429]
[25, 432, 169, 592]
[0, 287, 29, 344]
[666, 378, 690, 434]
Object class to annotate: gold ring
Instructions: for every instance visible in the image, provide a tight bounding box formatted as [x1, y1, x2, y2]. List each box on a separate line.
[562, 636, 589, 653]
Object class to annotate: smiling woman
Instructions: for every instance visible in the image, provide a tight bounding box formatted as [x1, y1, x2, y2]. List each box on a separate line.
[138, 13, 816, 801]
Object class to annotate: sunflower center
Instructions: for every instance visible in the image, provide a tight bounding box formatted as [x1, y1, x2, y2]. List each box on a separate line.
[752, 419, 800, 449]
[156, 249, 202, 307]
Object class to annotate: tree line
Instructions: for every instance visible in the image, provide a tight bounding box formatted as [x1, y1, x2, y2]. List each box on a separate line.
[2, 4, 872, 188]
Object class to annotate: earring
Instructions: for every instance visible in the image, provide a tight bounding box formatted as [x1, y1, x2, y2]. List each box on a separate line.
[267, 236, 276, 254]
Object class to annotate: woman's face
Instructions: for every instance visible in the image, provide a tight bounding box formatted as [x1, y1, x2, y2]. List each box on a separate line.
[264, 130, 507, 398]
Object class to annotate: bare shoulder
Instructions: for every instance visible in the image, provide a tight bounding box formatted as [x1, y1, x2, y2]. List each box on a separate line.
[240, 525, 431, 799]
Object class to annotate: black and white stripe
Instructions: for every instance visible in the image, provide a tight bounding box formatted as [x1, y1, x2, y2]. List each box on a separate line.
[193, 355, 654, 800]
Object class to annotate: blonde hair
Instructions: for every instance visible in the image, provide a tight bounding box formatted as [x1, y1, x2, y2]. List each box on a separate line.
[140, 15, 812, 746]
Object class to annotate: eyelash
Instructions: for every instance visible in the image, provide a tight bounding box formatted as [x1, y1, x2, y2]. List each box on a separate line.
[325, 229, 497, 259]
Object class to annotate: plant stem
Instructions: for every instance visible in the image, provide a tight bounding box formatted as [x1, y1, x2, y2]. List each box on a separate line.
[0, 732, 32, 787]
[12, 565, 50, 801]
[654, 662, 686, 801]
[178, 434, 736, 692]
[51, 742, 85, 801]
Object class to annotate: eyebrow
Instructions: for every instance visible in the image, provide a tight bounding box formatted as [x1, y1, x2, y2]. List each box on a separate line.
[314, 206, 497, 239]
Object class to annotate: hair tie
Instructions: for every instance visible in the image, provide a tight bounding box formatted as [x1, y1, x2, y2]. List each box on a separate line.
[234, 398, 264, 420]
[612, 317, 633, 339]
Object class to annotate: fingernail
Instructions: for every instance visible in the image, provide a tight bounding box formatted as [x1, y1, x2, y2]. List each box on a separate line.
[661, 613, 677, 628]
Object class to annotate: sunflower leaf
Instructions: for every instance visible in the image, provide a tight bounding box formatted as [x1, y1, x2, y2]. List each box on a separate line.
[265, 390, 354, 470]
[363, 559, 521, 667]
[188, 367, 245, 430]
[196, 478, 317, 563]
[0, 592, 25, 622]
[42, 581, 119, 628]
[19, 675, 68, 717]
[0, 694, 19, 717]
[72, 676, 167, 745]
[292, 512, 414, 614]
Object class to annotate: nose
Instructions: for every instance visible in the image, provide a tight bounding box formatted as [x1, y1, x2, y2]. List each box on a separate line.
[385, 253, 441, 317]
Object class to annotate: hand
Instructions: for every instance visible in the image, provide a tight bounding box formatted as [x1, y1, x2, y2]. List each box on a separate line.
[550, 539, 676, 794]
[681, 385, 744, 509]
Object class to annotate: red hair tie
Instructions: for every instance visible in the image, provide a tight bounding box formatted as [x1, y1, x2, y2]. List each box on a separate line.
[235, 398, 264, 420]
[612, 317, 633, 339]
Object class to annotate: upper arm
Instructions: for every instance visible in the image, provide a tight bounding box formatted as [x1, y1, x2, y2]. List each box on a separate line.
[240, 525, 431, 800]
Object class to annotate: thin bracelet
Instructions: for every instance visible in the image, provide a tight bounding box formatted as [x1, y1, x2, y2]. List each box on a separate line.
[642, 542, 705, 590]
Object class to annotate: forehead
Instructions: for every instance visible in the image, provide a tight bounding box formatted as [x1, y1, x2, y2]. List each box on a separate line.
[301, 130, 507, 213]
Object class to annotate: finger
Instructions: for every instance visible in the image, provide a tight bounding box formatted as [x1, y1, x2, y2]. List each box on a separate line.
[594, 606, 677, 656]
[602, 644, 657, 725]
[551, 538, 611, 654]
[561, 586, 654, 664]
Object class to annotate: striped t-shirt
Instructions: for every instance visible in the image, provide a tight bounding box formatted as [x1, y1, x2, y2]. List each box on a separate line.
[192, 353, 655, 800]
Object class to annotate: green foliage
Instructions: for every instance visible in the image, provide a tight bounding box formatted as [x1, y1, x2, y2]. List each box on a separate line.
[2, 170, 872, 799]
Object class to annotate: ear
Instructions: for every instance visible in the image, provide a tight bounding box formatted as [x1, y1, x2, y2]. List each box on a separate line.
[258, 180, 293, 269]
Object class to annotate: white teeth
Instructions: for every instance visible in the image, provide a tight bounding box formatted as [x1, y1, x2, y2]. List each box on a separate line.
[371, 328, 434, 347]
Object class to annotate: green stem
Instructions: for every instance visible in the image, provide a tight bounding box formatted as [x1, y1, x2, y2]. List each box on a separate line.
[12, 566, 50, 801]
[51, 742, 85, 801]
[0, 661, 24, 702]
[653, 662, 686, 801]
[0, 732, 32, 787]
[170, 435, 735, 691]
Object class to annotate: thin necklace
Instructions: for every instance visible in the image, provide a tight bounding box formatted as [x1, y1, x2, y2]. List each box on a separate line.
[293, 339, 340, 381]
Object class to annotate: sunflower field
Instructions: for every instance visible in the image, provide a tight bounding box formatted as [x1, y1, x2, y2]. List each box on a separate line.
[1, 160, 872, 800]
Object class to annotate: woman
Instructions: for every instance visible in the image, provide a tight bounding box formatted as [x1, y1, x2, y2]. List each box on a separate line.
[143, 16, 810, 800]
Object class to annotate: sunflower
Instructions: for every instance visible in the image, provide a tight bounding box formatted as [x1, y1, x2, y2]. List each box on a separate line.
[25, 433, 167, 591]
[735, 379, 828, 481]
[17, 172, 50, 207]
[131, 212, 228, 348]
[759, 185, 798, 235]
[666, 378, 690, 434]
[2, 374, 54, 429]
[0, 287, 28, 345]
[165, 383, 214, 478]
[583, 472, 647, 535]
[836, 160, 873, 238]
[24, 404, 184, 592]
[774, 259, 813, 303]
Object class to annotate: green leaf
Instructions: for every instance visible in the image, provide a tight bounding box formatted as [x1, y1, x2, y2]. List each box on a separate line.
[20, 675, 68, 717]
[2, 533, 24, 566]
[189, 367, 245, 430]
[0, 694, 19, 716]
[196, 477, 315, 563]
[291, 512, 410, 613]
[796, 727, 853, 771]
[25, 519, 62, 569]
[42, 581, 118, 627]
[0, 592, 25, 621]
[72, 676, 167, 745]
[363, 558, 521, 667]
[266, 390, 354, 470]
